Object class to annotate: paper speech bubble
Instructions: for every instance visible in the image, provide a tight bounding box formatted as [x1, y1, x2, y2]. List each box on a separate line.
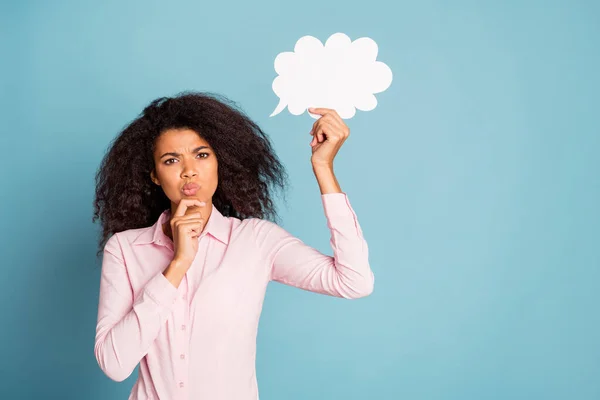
[270, 32, 392, 119]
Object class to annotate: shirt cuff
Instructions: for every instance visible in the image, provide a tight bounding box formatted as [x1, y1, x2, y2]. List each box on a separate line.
[321, 192, 354, 217]
[143, 271, 179, 308]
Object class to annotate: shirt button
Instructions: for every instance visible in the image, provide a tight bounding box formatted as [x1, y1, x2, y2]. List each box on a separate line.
[182, 294, 187, 300]
[179, 382, 184, 388]
[180, 354, 185, 359]
[181, 324, 186, 331]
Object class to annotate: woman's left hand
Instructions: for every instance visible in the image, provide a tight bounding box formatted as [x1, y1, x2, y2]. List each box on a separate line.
[308, 108, 350, 168]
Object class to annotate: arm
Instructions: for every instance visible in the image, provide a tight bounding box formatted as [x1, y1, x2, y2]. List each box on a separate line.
[94, 234, 179, 382]
[257, 192, 374, 299]
[260, 108, 373, 297]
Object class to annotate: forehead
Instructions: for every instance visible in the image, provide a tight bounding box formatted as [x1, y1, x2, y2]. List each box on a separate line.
[155, 128, 210, 150]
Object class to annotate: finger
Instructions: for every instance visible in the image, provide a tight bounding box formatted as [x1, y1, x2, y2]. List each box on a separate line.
[177, 219, 205, 235]
[175, 218, 205, 228]
[308, 107, 334, 116]
[315, 122, 338, 143]
[174, 202, 205, 218]
[177, 212, 203, 221]
[312, 119, 328, 142]
[174, 199, 206, 217]
[317, 129, 326, 144]
[309, 111, 334, 127]
[318, 111, 344, 128]
[184, 206, 203, 218]
[309, 108, 344, 125]
[315, 122, 329, 143]
[310, 118, 321, 137]
[313, 124, 324, 143]
[171, 212, 203, 227]
[313, 108, 346, 130]
[188, 224, 203, 236]
[327, 109, 344, 125]
[317, 116, 345, 138]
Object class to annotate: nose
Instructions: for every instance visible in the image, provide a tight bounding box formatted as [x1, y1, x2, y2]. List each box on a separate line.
[181, 160, 198, 178]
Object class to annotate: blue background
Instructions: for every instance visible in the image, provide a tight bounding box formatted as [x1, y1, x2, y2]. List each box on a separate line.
[1, 0, 599, 399]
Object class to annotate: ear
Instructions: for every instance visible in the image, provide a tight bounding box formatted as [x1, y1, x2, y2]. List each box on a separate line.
[150, 169, 161, 186]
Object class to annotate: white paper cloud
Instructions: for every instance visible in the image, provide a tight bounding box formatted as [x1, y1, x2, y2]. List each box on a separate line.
[270, 32, 393, 119]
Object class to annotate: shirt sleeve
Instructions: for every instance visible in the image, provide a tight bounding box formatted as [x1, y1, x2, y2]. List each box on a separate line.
[256, 192, 374, 299]
[94, 233, 179, 382]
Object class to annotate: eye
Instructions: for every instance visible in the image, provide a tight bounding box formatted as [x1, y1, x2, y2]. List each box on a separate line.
[164, 153, 209, 165]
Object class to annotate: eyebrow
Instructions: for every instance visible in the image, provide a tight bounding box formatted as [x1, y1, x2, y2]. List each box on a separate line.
[160, 146, 210, 159]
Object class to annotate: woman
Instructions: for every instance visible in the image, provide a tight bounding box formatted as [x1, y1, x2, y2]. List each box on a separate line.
[92, 91, 374, 400]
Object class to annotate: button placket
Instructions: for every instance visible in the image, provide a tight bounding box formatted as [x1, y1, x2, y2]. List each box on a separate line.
[175, 275, 190, 392]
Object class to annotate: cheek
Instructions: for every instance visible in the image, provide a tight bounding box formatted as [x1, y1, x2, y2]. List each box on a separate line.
[210, 160, 219, 177]
[156, 166, 179, 188]
[209, 164, 219, 184]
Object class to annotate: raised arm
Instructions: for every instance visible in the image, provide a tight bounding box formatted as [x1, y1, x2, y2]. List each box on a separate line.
[256, 192, 374, 299]
[255, 107, 375, 298]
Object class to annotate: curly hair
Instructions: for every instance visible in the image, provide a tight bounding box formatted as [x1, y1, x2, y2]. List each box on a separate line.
[92, 91, 289, 258]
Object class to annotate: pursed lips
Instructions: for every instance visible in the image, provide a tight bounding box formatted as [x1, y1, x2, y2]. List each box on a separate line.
[182, 183, 200, 196]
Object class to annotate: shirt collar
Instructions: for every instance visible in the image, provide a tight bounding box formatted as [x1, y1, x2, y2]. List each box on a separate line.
[132, 203, 230, 246]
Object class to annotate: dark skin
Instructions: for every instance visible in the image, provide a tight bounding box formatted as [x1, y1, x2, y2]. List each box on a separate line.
[150, 128, 218, 241]
[150, 107, 348, 241]
[148, 109, 349, 288]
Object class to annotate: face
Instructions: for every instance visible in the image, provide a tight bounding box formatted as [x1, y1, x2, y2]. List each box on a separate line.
[150, 128, 218, 210]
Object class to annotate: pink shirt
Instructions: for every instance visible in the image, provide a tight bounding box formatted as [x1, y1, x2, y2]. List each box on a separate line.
[94, 192, 374, 400]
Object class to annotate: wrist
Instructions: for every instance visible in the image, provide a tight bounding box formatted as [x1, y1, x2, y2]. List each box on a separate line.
[311, 161, 333, 172]
[311, 163, 341, 194]
[170, 257, 191, 270]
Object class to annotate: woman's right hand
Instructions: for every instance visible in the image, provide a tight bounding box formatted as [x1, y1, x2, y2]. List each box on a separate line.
[171, 199, 207, 265]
